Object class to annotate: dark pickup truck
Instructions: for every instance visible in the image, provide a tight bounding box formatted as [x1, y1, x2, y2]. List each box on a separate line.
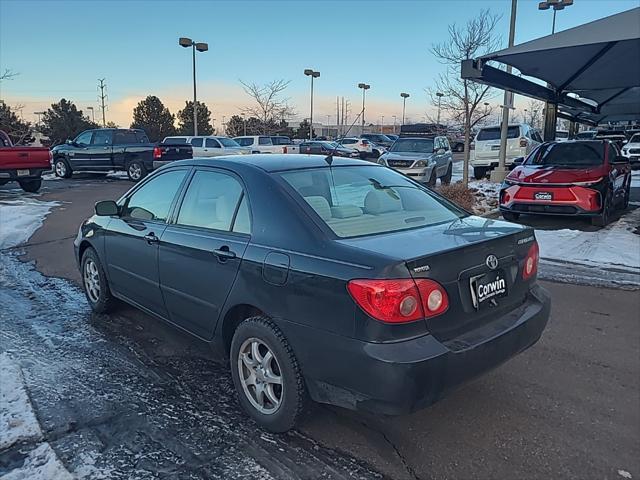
[0, 130, 51, 192]
[50, 128, 192, 182]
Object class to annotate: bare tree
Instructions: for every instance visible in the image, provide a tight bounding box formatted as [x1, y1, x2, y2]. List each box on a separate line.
[428, 9, 501, 185]
[0, 69, 18, 82]
[239, 79, 295, 134]
[524, 98, 544, 130]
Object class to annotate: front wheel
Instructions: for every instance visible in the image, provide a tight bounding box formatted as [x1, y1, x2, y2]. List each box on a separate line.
[81, 247, 116, 313]
[591, 191, 612, 227]
[230, 316, 307, 433]
[126, 160, 147, 182]
[54, 158, 72, 178]
[19, 178, 42, 193]
[426, 169, 437, 187]
[441, 163, 453, 185]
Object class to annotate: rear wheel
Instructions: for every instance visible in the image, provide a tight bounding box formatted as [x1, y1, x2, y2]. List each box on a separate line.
[502, 211, 520, 222]
[54, 158, 72, 178]
[591, 190, 612, 227]
[441, 163, 453, 185]
[18, 178, 42, 193]
[230, 316, 307, 433]
[426, 169, 437, 187]
[474, 167, 487, 180]
[126, 160, 147, 182]
[81, 247, 115, 313]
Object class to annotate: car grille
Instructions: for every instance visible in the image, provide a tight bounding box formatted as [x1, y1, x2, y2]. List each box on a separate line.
[629, 148, 640, 154]
[387, 160, 414, 168]
[512, 204, 578, 214]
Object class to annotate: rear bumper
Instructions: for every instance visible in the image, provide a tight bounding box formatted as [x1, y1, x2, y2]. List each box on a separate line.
[0, 168, 48, 181]
[500, 184, 602, 216]
[289, 284, 550, 415]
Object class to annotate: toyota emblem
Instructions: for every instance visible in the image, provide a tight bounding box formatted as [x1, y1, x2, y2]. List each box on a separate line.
[486, 254, 499, 270]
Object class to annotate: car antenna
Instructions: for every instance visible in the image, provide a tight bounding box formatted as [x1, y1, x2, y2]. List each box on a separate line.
[324, 108, 364, 166]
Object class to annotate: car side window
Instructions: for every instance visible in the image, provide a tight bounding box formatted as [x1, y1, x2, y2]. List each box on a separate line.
[190, 138, 203, 148]
[232, 194, 251, 234]
[75, 131, 93, 146]
[441, 137, 450, 151]
[258, 137, 272, 145]
[113, 131, 137, 144]
[92, 130, 112, 145]
[122, 170, 188, 222]
[236, 138, 252, 147]
[205, 138, 221, 148]
[176, 170, 245, 232]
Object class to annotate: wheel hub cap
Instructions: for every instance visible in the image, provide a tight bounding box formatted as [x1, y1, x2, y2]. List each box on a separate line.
[237, 338, 283, 414]
[83, 259, 100, 303]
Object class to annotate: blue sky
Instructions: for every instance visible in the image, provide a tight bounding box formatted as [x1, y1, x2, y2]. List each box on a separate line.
[0, 0, 636, 127]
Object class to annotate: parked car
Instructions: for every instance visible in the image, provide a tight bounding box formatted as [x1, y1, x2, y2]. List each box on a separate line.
[75, 154, 550, 432]
[299, 141, 359, 158]
[338, 137, 373, 158]
[555, 130, 569, 142]
[574, 130, 597, 140]
[51, 129, 192, 182]
[499, 140, 631, 226]
[385, 134, 399, 142]
[0, 130, 51, 192]
[360, 133, 394, 149]
[163, 136, 250, 157]
[270, 136, 300, 154]
[233, 135, 292, 154]
[621, 133, 640, 169]
[470, 124, 542, 180]
[594, 130, 627, 150]
[378, 135, 453, 186]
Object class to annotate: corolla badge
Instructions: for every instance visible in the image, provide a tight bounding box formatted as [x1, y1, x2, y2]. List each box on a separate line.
[486, 254, 499, 270]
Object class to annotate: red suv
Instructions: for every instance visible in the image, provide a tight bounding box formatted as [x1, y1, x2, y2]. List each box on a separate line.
[499, 140, 632, 226]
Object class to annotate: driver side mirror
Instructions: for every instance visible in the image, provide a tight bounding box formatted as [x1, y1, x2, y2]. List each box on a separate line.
[65, 139, 74, 145]
[513, 156, 525, 166]
[95, 200, 119, 216]
[435, 148, 446, 155]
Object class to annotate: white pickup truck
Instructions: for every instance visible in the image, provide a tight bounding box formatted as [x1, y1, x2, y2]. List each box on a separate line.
[233, 135, 299, 154]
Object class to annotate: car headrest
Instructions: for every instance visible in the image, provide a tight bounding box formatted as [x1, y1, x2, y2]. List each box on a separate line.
[305, 196, 332, 221]
[364, 190, 402, 214]
[331, 205, 363, 219]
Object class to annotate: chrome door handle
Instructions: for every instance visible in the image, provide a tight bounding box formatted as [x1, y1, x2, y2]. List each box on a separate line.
[144, 233, 159, 244]
[213, 246, 236, 260]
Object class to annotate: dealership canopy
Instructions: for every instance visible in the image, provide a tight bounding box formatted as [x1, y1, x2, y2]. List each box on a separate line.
[461, 7, 640, 124]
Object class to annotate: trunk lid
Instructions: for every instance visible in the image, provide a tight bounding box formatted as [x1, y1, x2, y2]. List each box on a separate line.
[0, 147, 51, 169]
[157, 142, 193, 161]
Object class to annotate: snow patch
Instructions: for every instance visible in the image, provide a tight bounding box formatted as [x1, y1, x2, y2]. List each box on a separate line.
[0, 443, 73, 480]
[631, 171, 640, 188]
[618, 470, 633, 479]
[0, 198, 59, 250]
[0, 354, 43, 450]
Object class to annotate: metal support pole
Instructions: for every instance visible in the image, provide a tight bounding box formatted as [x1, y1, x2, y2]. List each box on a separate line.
[309, 76, 314, 139]
[361, 89, 366, 132]
[402, 97, 406, 125]
[543, 103, 558, 141]
[437, 96, 442, 125]
[192, 44, 198, 136]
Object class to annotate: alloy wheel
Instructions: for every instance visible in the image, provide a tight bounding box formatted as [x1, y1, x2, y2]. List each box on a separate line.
[128, 163, 142, 181]
[83, 259, 100, 303]
[55, 161, 66, 177]
[237, 338, 284, 414]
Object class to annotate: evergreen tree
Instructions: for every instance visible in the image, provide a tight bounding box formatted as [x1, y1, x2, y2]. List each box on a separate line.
[130, 96, 175, 142]
[41, 99, 98, 146]
[177, 100, 213, 135]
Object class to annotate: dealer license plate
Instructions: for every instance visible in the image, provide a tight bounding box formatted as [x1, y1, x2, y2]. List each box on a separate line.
[470, 269, 508, 309]
[17, 169, 30, 177]
[534, 191, 553, 200]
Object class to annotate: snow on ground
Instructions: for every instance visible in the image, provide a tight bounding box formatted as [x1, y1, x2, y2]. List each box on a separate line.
[631, 170, 640, 188]
[0, 198, 59, 250]
[0, 354, 43, 450]
[0, 443, 73, 480]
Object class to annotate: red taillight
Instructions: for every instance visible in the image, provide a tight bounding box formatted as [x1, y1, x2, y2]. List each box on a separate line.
[347, 278, 448, 323]
[48, 150, 53, 161]
[153, 146, 162, 159]
[519, 137, 528, 148]
[523, 241, 539, 280]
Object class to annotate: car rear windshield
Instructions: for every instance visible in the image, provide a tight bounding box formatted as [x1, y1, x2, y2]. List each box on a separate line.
[271, 137, 292, 145]
[526, 142, 604, 167]
[218, 137, 241, 147]
[279, 165, 464, 238]
[389, 138, 434, 153]
[477, 126, 519, 141]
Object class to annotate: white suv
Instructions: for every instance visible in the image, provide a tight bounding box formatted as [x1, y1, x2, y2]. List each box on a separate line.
[163, 136, 250, 157]
[470, 124, 542, 179]
[338, 138, 373, 158]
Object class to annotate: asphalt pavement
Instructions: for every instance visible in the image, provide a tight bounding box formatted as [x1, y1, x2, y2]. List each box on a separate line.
[1, 174, 638, 479]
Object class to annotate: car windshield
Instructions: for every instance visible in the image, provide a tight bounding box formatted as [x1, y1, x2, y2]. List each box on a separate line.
[279, 165, 464, 238]
[526, 142, 604, 167]
[389, 138, 434, 153]
[477, 126, 520, 141]
[271, 137, 291, 145]
[630, 134, 640, 143]
[364, 135, 391, 142]
[218, 137, 241, 147]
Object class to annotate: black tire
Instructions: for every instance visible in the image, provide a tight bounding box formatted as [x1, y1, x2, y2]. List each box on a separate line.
[591, 190, 612, 227]
[230, 316, 307, 433]
[81, 247, 115, 313]
[19, 178, 42, 193]
[126, 159, 147, 182]
[621, 178, 631, 210]
[474, 167, 487, 180]
[426, 169, 437, 187]
[54, 158, 72, 178]
[502, 211, 520, 222]
[441, 163, 453, 185]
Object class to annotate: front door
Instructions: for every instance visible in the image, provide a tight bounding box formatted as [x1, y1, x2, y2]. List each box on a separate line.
[105, 168, 189, 318]
[189, 137, 205, 157]
[158, 168, 251, 339]
[85, 129, 113, 171]
[68, 130, 94, 169]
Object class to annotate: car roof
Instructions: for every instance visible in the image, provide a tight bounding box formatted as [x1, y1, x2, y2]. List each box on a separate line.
[170, 154, 368, 173]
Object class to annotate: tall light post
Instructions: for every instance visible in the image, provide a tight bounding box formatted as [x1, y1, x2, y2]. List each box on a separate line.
[358, 83, 370, 133]
[435, 92, 444, 126]
[400, 92, 410, 126]
[304, 69, 320, 140]
[326, 114, 331, 137]
[86, 106, 95, 123]
[538, 0, 573, 34]
[179, 37, 208, 136]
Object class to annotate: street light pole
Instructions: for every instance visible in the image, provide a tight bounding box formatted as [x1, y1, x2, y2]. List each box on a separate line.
[400, 93, 409, 126]
[358, 83, 370, 133]
[304, 69, 320, 140]
[436, 92, 444, 126]
[179, 37, 208, 136]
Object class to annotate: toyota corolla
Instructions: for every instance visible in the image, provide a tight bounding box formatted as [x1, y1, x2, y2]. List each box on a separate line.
[75, 155, 550, 432]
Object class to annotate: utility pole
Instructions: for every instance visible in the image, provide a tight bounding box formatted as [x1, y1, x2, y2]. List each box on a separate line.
[336, 97, 340, 138]
[98, 79, 107, 127]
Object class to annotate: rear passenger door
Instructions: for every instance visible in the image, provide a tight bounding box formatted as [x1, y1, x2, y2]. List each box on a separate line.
[189, 137, 205, 157]
[204, 138, 223, 157]
[158, 168, 251, 339]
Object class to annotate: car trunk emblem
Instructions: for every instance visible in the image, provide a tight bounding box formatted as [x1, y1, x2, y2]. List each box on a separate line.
[486, 255, 498, 270]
